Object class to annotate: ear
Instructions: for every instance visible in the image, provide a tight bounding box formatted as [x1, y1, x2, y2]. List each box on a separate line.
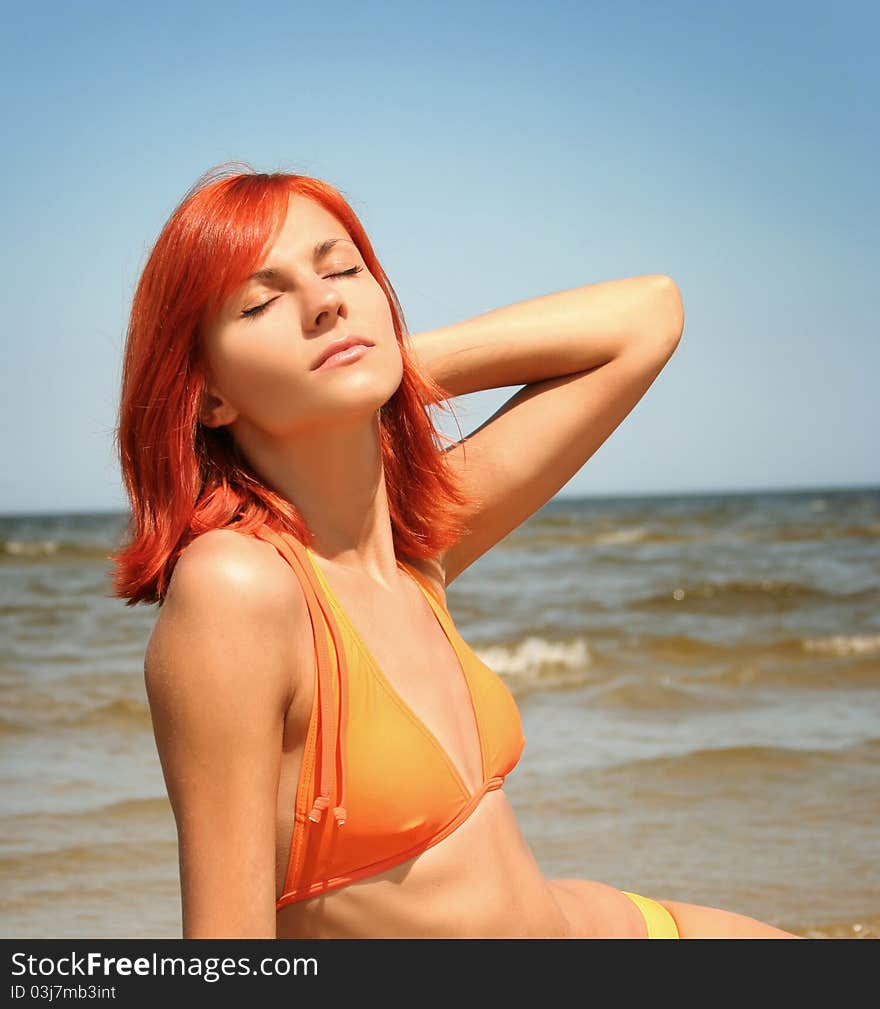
[199, 385, 239, 428]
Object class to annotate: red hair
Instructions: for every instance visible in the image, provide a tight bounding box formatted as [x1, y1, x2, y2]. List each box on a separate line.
[110, 163, 473, 606]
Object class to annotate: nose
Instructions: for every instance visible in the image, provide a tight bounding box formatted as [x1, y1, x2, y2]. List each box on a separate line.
[301, 273, 346, 332]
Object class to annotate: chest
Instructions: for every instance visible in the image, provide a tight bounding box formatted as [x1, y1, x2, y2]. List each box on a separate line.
[322, 572, 486, 795]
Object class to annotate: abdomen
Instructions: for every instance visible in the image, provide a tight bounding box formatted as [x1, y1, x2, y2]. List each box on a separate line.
[276, 790, 569, 938]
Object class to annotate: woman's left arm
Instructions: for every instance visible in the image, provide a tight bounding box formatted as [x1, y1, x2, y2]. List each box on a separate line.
[407, 274, 685, 584]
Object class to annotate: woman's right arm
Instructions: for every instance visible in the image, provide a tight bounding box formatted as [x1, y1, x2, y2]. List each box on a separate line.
[143, 532, 301, 938]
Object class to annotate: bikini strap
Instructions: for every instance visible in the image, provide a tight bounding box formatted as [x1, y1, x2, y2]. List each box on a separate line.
[252, 525, 348, 831]
[397, 558, 449, 613]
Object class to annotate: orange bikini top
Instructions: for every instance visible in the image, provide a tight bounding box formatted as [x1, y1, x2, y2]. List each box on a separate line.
[252, 525, 527, 911]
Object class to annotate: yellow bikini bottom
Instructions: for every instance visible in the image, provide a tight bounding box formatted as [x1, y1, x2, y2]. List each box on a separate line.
[621, 891, 680, 938]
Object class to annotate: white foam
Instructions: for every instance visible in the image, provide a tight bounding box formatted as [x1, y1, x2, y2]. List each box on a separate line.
[802, 634, 880, 656]
[593, 526, 649, 546]
[4, 539, 59, 556]
[476, 635, 593, 690]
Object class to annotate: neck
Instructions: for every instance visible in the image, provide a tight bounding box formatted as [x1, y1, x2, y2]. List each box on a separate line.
[234, 409, 399, 581]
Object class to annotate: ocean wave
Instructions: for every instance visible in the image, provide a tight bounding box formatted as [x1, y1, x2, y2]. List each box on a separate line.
[2, 539, 62, 558]
[640, 633, 880, 687]
[475, 635, 596, 694]
[633, 579, 877, 613]
[0, 838, 177, 875]
[585, 676, 732, 710]
[687, 658, 879, 691]
[644, 631, 880, 662]
[96, 796, 171, 819]
[591, 527, 653, 546]
[772, 522, 880, 542]
[504, 527, 691, 550]
[1, 539, 120, 563]
[499, 520, 880, 553]
[802, 633, 880, 656]
[0, 698, 152, 735]
[797, 915, 880, 939]
[64, 698, 152, 730]
[602, 739, 880, 780]
[4, 796, 170, 832]
[639, 633, 741, 664]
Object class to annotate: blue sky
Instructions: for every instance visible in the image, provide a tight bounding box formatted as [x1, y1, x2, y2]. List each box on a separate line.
[1, 0, 876, 515]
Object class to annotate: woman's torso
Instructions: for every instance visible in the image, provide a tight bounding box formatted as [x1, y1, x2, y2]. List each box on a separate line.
[244, 529, 641, 938]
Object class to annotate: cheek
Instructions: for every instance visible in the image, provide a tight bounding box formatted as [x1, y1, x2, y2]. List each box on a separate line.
[208, 328, 310, 415]
[369, 295, 401, 359]
[363, 277, 395, 327]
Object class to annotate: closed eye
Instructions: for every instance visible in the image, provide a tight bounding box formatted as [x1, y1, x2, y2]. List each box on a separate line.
[241, 296, 281, 319]
[241, 266, 364, 319]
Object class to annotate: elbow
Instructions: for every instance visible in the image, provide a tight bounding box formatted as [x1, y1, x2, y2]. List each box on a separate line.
[655, 275, 685, 347]
[662, 276, 682, 347]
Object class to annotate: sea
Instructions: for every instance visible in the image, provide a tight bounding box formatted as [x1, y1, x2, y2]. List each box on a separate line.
[2, 486, 878, 939]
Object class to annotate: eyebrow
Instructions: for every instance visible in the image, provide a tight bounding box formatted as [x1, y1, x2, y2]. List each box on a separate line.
[247, 238, 354, 283]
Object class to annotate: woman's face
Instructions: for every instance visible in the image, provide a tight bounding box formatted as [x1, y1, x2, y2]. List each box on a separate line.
[199, 192, 401, 439]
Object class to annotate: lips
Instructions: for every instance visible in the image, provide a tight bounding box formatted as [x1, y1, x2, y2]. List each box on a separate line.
[312, 336, 372, 370]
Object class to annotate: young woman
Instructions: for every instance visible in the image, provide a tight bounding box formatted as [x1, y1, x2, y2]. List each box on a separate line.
[112, 163, 799, 939]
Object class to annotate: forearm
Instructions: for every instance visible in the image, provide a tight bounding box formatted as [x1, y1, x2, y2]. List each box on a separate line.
[407, 274, 683, 397]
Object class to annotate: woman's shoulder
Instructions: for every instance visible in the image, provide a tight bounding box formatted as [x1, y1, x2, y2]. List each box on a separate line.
[148, 528, 313, 693]
[167, 528, 302, 607]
